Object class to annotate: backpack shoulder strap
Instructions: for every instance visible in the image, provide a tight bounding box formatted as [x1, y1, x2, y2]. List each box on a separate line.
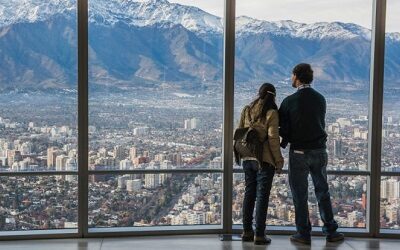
[246, 105, 255, 126]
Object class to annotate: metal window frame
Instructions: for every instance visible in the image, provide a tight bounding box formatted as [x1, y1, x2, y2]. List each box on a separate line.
[368, 0, 387, 238]
[77, 0, 89, 238]
[222, 0, 236, 236]
[2, 0, 400, 241]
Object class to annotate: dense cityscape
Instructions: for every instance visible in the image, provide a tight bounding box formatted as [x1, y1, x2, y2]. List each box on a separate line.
[0, 82, 399, 232]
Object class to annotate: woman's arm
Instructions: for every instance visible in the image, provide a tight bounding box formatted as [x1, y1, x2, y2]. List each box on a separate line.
[268, 110, 284, 169]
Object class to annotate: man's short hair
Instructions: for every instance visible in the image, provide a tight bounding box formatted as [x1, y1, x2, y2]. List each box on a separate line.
[292, 63, 313, 85]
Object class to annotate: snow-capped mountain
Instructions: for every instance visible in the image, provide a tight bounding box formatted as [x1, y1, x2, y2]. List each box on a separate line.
[1, 0, 398, 40]
[0, 0, 399, 91]
[0, 0, 76, 26]
[235, 16, 373, 40]
[0, 0, 223, 33]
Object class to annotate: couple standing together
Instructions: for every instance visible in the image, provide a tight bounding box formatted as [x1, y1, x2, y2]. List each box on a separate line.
[236, 63, 344, 245]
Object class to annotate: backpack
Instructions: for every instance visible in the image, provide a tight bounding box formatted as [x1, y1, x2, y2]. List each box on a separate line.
[233, 105, 267, 166]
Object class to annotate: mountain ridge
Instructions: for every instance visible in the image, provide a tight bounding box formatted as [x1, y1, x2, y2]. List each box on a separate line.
[0, 0, 399, 91]
[1, 0, 399, 40]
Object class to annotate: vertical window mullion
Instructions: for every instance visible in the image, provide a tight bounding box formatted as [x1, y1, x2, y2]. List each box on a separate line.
[77, 0, 89, 238]
[222, 0, 236, 235]
[368, 0, 387, 237]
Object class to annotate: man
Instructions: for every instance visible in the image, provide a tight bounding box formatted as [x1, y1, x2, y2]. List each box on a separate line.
[279, 63, 344, 244]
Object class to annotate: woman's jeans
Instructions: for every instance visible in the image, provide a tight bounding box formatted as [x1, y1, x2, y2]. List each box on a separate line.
[242, 160, 275, 237]
[288, 148, 338, 236]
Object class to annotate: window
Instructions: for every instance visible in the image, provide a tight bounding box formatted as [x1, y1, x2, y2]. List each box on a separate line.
[89, 173, 221, 228]
[0, 0, 78, 234]
[233, 175, 367, 229]
[0, 1, 78, 173]
[0, 0, 397, 239]
[0, 176, 78, 231]
[88, 0, 224, 231]
[381, 0, 400, 232]
[233, 0, 372, 230]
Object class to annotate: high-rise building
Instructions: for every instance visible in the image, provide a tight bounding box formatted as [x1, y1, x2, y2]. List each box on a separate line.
[145, 162, 160, 189]
[126, 179, 142, 192]
[155, 153, 166, 162]
[381, 179, 400, 199]
[172, 153, 182, 167]
[129, 147, 137, 161]
[55, 155, 68, 171]
[113, 145, 125, 161]
[7, 150, 22, 167]
[184, 118, 200, 130]
[160, 160, 173, 184]
[118, 176, 129, 189]
[65, 157, 77, 171]
[120, 159, 133, 170]
[184, 119, 191, 130]
[133, 127, 149, 136]
[333, 138, 343, 158]
[190, 118, 199, 129]
[47, 147, 60, 168]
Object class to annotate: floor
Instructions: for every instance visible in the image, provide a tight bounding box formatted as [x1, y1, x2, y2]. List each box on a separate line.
[0, 235, 400, 250]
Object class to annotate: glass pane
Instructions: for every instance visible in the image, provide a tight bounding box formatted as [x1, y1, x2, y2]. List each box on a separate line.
[380, 176, 400, 230]
[0, 1, 78, 172]
[0, 176, 78, 232]
[88, 173, 222, 228]
[88, 0, 224, 171]
[233, 174, 367, 229]
[382, 0, 400, 173]
[234, 0, 373, 172]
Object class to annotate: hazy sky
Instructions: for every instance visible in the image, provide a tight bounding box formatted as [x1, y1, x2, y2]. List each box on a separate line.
[170, 0, 400, 32]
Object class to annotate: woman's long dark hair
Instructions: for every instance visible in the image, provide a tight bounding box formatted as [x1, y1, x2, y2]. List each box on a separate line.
[249, 83, 278, 121]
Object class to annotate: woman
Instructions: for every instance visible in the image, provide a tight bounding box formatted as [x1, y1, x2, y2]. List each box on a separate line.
[238, 83, 284, 245]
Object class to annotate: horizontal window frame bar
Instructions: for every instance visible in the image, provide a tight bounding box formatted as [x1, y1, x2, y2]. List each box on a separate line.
[0, 169, 372, 176]
[89, 225, 221, 233]
[231, 226, 370, 237]
[233, 169, 370, 176]
[381, 172, 400, 177]
[0, 171, 78, 176]
[0, 229, 78, 241]
[86, 228, 223, 238]
[378, 230, 400, 238]
[88, 169, 224, 175]
[233, 225, 369, 234]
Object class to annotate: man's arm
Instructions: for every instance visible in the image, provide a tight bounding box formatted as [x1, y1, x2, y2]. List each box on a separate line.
[279, 99, 290, 148]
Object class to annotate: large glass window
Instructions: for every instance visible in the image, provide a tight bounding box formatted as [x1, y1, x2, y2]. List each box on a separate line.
[381, 177, 400, 230]
[233, 0, 372, 230]
[233, 175, 367, 229]
[381, 0, 400, 232]
[89, 173, 221, 229]
[0, 1, 78, 173]
[0, 0, 78, 234]
[88, 0, 224, 230]
[382, 0, 400, 173]
[0, 176, 78, 231]
[0, 0, 398, 239]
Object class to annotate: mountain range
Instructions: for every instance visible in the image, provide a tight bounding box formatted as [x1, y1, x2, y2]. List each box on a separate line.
[0, 0, 399, 91]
